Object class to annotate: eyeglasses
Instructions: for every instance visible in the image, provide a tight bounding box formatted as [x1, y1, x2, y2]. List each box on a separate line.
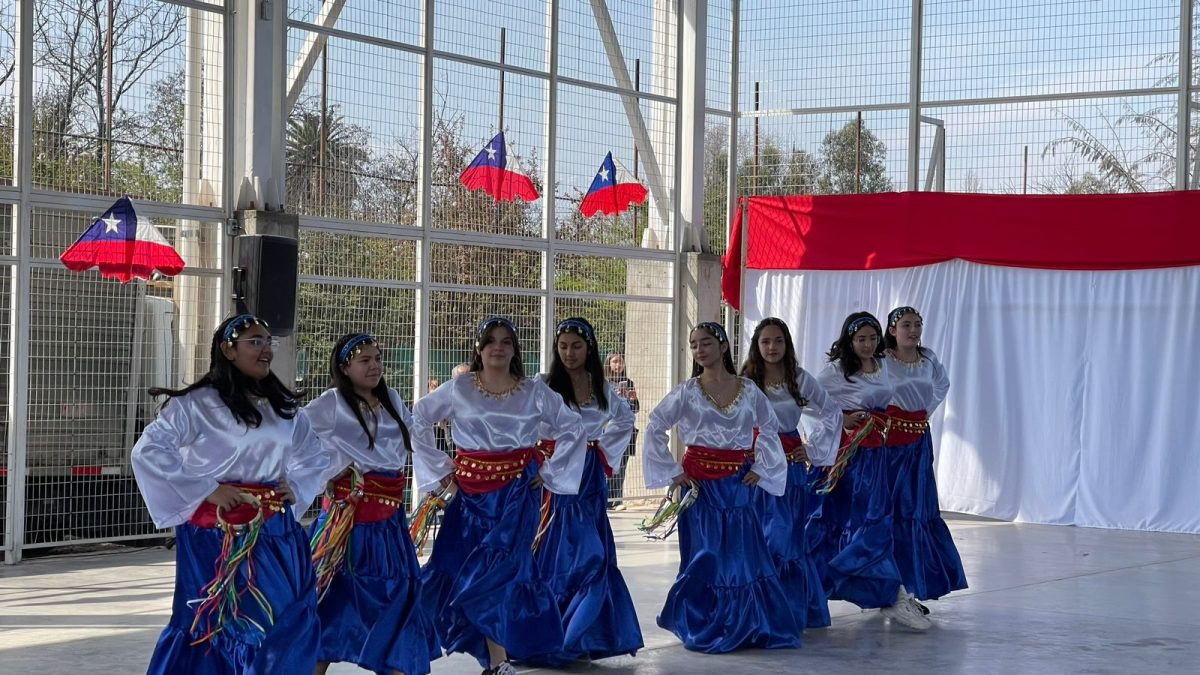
[232, 337, 280, 350]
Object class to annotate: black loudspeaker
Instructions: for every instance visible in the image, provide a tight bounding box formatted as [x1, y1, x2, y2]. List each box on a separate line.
[234, 235, 298, 336]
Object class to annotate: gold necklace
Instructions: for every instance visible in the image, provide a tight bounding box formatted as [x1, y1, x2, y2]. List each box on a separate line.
[698, 376, 745, 414]
[473, 372, 523, 401]
[889, 350, 923, 370]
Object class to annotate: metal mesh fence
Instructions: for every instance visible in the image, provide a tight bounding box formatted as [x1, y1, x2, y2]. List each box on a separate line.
[555, 83, 675, 249]
[28, 0, 225, 206]
[1, 3, 14, 187]
[288, 0, 422, 48]
[16, 205, 222, 548]
[284, 27, 423, 224]
[3, 0, 1195, 558]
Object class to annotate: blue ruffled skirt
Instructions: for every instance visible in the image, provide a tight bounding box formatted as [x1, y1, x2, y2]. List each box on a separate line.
[146, 506, 319, 675]
[532, 449, 644, 664]
[808, 447, 902, 609]
[309, 492, 439, 675]
[658, 464, 801, 653]
[888, 433, 968, 600]
[419, 462, 563, 668]
[756, 461, 831, 629]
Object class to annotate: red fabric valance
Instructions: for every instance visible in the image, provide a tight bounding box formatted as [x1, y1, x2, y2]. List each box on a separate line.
[722, 191, 1200, 309]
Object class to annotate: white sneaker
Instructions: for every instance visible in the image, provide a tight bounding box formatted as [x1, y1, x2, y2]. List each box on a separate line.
[490, 663, 518, 675]
[881, 597, 932, 630]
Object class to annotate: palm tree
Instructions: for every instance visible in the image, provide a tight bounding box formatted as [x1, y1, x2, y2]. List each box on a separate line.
[286, 104, 371, 217]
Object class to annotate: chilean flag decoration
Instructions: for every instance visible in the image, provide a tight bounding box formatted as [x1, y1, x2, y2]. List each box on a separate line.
[59, 196, 185, 283]
[459, 131, 540, 203]
[579, 151, 648, 217]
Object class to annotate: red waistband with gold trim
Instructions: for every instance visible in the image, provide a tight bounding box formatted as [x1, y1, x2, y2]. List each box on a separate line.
[189, 483, 285, 528]
[536, 439, 611, 476]
[839, 410, 891, 449]
[779, 433, 809, 463]
[682, 445, 753, 481]
[884, 405, 931, 446]
[453, 447, 542, 495]
[321, 471, 407, 523]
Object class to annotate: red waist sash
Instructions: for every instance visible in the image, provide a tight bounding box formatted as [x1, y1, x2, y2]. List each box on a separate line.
[454, 447, 542, 495]
[779, 433, 809, 464]
[840, 410, 891, 449]
[189, 483, 286, 528]
[884, 406, 930, 446]
[682, 445, 753, 481]
[536, 439, 611, 476]
[321, 471, 407, 523]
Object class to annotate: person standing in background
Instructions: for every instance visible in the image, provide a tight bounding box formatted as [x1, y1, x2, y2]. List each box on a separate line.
[604, 354, 639, 510]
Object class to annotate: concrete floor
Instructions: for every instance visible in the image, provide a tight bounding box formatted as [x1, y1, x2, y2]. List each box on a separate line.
[2, 511, 1199, 675]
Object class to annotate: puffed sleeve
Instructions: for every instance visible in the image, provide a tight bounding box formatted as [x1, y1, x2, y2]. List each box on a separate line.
[927, 349, 951, 414]
[534, 379, 587, 495]
[131, 396, 217, 529]
[411, 384, 456, 495]
[302, 389, 351, 474]
[642, 381, 688, 489]
[746, 383, 787, 497]
[597, 382, 635, 473]
[286, 410, 334, 518]
[797, 369, 842, 467]
[817, 361, 851, 410]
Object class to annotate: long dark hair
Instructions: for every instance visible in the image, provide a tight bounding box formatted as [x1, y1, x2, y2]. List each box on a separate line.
[690, 321, 737, 377]
[330, 333, 412, 452]
[883, 305, 929, 357]
[827, 311, 885, 381]
[469, 317, 525, 380]
[547, 317, 608, 411]
[741, 317, 808, 407]
[149, 314, 298, 427]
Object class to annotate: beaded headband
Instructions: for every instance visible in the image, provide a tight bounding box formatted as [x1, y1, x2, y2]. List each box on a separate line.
[338, 333, 379, 365]
[846, 316, 881, 337]
[556, 318, 596, 347]
[888, 306, 922, 327]
[222, 314, 269, 346]
[476, 317, 517, 346]
[694, 321, 729, 344]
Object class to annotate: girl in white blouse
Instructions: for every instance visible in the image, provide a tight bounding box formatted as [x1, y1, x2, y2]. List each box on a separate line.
[642, 321, 799, 653]
[882, 306, 967, 616]
[410, 317, 585, 675]
[811, 311, 929, 631]
[131, 313, 330, 674]
[532, 318, 643, 664]
[740, 317, 842, 630]
[304, 333, 437, 675]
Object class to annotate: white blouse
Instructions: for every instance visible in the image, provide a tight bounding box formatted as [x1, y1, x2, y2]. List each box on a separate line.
[302, 387, 414, 473]
[762, 369, 843, 466]
[539, 377, 636, 473]
[642, 377, 787, 497]
[817, 360, 896, 412]
[131, 387, 332, 529]
[884, 349, 951, 415]
[411, 375, 586, 496]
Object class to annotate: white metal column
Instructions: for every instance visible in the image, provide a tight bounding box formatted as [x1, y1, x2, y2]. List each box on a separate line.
[677, 0, 708, 253]
[542, 0, 562, 371]
[412, 0, 435, 402]
[907, 0, 924, 192]
[4, 0, 35, 564]
[1177, 0, 1193, 190]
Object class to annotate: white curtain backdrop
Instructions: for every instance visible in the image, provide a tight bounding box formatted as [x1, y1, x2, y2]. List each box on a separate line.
[741, 259, 1200, 534]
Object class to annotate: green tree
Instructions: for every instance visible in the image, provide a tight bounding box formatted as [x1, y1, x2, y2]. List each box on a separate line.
[816, 119, 894, 194]
[286, 104, 372, 219]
